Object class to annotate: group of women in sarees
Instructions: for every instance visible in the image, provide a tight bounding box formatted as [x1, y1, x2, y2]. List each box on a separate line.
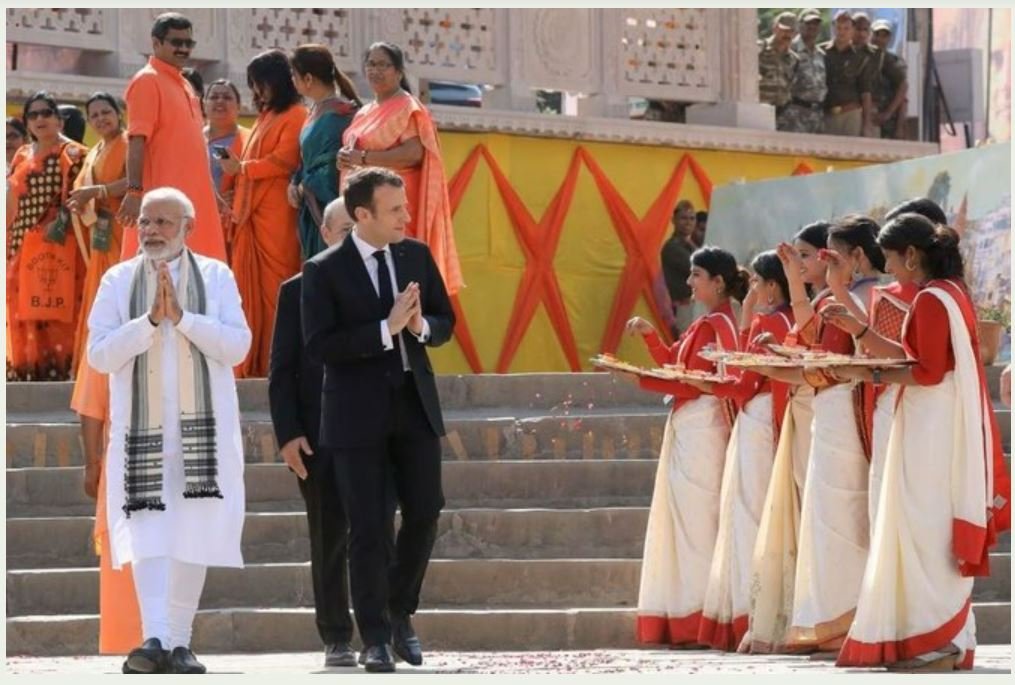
[613, 197, 1011, 672]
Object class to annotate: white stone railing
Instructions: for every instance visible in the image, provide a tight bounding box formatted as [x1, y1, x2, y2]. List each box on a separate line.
[9, 7, 735, 106]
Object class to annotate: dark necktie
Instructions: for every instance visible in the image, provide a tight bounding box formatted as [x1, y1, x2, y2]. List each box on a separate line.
[374, 249, 403, 370]
[374, 250, 394, 311]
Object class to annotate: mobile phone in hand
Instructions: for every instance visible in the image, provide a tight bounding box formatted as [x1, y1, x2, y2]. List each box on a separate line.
[213, 145, 230, 159]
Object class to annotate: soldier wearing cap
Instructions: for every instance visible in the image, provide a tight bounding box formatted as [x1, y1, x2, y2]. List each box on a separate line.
[821, 9, 875, 136]
[758, 11, 800, 131]
[784, 8, 828, 134]
[851, 11, 882, 137]
[871, 18, 909, 139]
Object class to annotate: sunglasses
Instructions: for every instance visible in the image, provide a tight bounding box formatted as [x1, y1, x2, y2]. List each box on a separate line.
[26, 108, 56, 121]
[164, 37, 197, 49]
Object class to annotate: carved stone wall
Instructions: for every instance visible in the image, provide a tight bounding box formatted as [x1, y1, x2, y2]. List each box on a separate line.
[513, 9, 600, 94]
[247, 8, 355, 62]
[376, 8, 506, 85]
[6, 8, 111, 51]
[604, 8, 721, 102]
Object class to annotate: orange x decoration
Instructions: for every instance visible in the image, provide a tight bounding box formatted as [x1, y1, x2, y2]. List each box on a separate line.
[581, 151, 714, 353]
[444, 145, 486, 373]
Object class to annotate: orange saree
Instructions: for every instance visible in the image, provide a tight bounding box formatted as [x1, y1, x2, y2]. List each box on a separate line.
[343, 92, 463, 294]
[229, 105, 305, 377]
[6, 140, 87, 381]
[64, 133, 142, 653]
[69, 133, 127, 380]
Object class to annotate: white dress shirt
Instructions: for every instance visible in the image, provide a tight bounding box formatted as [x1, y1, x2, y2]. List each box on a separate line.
[350, 230, 430, 370]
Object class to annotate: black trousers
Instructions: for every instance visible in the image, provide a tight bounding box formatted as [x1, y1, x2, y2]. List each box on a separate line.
[296, 447, 354, 645]
[334, 374, 445, 647]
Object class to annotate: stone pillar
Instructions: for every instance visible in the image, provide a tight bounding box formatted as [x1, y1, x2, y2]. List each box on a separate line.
[686, 8, 775, 130]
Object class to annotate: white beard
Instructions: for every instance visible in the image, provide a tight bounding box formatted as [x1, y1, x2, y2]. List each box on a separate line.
[141, 233, 186, 263]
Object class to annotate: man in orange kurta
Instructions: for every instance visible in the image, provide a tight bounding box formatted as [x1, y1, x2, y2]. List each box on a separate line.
[117, 13, 225, 262]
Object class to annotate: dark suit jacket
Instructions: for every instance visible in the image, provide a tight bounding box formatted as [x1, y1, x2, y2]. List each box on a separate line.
[300, 236, 455, 448]
[268, 274, 324, 456]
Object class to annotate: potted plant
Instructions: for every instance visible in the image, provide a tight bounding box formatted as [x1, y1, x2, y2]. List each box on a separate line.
[977, 304, 1010, 365]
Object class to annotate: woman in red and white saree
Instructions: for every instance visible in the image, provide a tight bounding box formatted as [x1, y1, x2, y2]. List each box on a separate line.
[615, 247, 746, 647]
[740, 222, 829, 653]
[831, 215, 1010, 671]
[745, 218, 882, 655]
[696, 251, 794, 651]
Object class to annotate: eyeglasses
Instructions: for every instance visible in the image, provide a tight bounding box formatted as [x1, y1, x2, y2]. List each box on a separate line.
[164, 37, 197, 49]
[25, 108, 56, 121]
[364, 61, 395, 70]
[138, 216, 180, 229]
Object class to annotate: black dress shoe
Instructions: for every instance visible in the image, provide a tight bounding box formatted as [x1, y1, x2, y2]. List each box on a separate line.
[362, 644, 396, 673]
[324, 642, 358, 668]
[391, 614, 423, 666]
[124, 638, 169, 673]
[168, 646, 207, 674]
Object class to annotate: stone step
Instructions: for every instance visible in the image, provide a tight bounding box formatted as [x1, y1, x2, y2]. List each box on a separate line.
[8, 365, 1007, 414]
[8, 504, 1010, 569]
[6, 508, 651, 570]
[6, 559, 637, 616]
[9, 451, 1011, 517]
[4, 373, 664, 415]
[8, 554, 1008, 618]
[7, 461, 658, 517]
[7, 602, 1010, 656]
[8, 404, 1011, 468]
[5, 408, 670, 467]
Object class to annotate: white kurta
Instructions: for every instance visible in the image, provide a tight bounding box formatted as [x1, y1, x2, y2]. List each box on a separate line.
[88, 253, 251, 569]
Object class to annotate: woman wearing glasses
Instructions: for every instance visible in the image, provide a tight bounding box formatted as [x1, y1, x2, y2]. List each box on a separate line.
[6, 91, 88, 381]
[338, 42, 462, 295]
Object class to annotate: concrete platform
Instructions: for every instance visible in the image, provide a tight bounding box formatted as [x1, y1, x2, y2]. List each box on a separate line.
[7, 605, 1012, 657]
[11, 648, 1013, 675]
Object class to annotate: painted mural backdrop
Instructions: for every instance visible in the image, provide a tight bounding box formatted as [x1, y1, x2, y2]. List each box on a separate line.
[708, 141, 1011, 328]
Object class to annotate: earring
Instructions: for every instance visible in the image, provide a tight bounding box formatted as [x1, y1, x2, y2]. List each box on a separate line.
[767, 294, 775, 305]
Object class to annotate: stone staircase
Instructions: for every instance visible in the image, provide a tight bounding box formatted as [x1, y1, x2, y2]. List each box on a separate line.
[6, 371, 1011, 655]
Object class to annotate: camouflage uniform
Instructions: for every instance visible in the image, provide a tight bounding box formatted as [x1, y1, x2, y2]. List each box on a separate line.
[872, 48, 908, 138]
[783, 36, 827, 134]
[758, 37, 799, 131]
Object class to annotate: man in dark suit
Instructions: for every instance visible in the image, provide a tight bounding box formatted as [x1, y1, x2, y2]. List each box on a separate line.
[301, 168, 455, 673]
[268, 198, 356, 668]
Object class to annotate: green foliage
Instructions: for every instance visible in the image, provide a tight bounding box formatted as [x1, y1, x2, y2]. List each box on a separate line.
[979, 303, 1011, 329]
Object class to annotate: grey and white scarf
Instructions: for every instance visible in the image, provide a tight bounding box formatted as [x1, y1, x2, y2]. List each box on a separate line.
[123, 248, 222, 515]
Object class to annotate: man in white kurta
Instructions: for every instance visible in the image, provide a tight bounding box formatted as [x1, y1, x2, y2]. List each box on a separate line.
[88, 187, 250, 674]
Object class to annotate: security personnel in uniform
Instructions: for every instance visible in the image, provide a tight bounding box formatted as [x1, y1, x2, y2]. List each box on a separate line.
[870, 18, 909, 139]
[759, 11, 799, 132]
[821, 10, 875, 136]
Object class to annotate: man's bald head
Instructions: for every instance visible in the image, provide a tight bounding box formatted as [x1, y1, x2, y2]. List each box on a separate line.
[321, 197, 354, 247]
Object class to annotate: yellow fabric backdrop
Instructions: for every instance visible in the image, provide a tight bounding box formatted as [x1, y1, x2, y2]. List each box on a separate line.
[432, 131, 867, 373]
